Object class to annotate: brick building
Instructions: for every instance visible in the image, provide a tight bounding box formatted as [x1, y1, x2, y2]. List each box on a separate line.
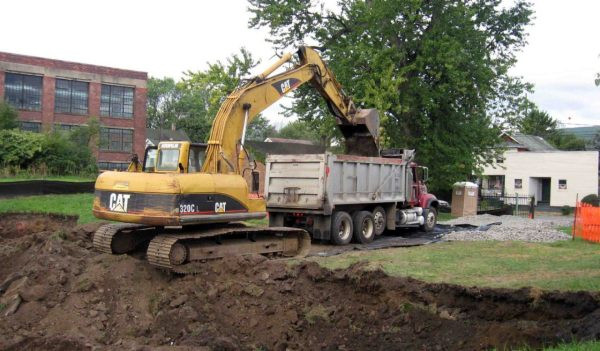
[0, 51, 147, 170]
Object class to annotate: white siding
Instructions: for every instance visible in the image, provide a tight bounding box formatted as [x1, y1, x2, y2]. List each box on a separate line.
[482, 150, 599, 207]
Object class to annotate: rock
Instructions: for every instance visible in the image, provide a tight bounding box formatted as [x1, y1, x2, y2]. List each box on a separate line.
[89, 310, 99, 318]
[0, 273, 22, 294]
[169, 295, 188, 308]
[2, 294, 22, 316]
[243, 284, 264, 297]
[259, 272, 270, 281]
[19, 284, 47, 302]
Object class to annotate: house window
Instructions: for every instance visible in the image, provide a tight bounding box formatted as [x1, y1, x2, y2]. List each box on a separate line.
[20, 121, 42, 133]
[55, 79, 89, 114]
[98, 162, 129, 171]
[514, 178, 522, 189]
[100, 84, 134, 118]
[100, 127, 133, 152]
[4, 73, 43, 111]
[558, 179, 567, 190]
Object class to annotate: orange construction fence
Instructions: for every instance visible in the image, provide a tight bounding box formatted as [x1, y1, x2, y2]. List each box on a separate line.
[573, 202, 600, 243]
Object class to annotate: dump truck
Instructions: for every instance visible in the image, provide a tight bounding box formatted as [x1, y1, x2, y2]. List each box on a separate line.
[265, 150, 439, 245]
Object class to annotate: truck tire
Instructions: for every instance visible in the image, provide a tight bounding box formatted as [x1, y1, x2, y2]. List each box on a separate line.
[372, 206, 386, 236]
[330, 211, 353, 245]
[420, 207, 437, 232]
[353, 211, 375, 244]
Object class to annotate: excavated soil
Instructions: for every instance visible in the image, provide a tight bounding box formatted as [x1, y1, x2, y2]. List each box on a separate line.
[0, 213, 599, 351]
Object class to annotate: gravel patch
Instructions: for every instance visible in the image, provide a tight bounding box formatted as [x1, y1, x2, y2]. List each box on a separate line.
[441, 214, 573, 243]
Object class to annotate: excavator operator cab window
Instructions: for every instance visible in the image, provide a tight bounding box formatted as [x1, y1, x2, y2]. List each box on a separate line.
[144, 148, 157, 172]
[188, 144, 206, 173]
[156, 145, 181, 172]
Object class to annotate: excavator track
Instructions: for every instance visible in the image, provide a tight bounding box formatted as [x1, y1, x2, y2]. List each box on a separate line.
[146, 225, 311, 274]
[93, 223, 154, 254]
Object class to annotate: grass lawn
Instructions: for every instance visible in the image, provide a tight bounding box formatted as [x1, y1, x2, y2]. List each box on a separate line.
[0, 193, 97, 224]
[312, 239, 600, 291]
[0, 175, 95, 182]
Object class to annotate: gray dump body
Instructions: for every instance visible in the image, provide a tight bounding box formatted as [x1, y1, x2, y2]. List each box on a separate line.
[265, 152, 414, 214]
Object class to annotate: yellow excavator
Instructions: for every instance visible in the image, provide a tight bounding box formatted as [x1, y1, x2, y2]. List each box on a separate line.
[92, 47, 380, 273]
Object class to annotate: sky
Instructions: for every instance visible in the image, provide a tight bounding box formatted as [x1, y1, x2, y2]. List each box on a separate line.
[0, 0, 598, 128]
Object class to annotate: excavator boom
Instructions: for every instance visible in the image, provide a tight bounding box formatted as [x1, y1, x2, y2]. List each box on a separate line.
[202, 46, 380, 175]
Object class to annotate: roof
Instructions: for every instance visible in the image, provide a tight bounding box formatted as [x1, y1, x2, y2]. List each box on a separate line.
[264, 137, 315, 145]
[146, 128, 190, 145]
[559, 126, 600, 142]
[0, 51, 147, 80]
[502, 133, 557, 151]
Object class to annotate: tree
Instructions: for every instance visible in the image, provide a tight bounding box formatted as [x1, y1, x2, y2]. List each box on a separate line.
[0, 102, 18, 130]
[549, 132, 586, 151]
[175, 48, 277, 143]
[276, 120, 321, 143]
[246, 115, 277, 141]
[146, 77, 179, 129]
[248, 0, 533, 192]
[518, 108, 557, 140]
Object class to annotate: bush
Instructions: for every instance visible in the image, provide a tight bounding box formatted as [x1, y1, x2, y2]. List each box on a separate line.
[581, 194, 599, 207]
[560, 205, 572, 216]
[0, 126, 98, 177]
[0, 102, 18, 130]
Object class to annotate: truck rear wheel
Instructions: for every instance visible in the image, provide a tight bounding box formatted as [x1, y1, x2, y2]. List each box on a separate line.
[372, 206, 386, 236]
[420, 207, 437, 232]
[353, 211, 375, 244]
[330, 211, 353, 245]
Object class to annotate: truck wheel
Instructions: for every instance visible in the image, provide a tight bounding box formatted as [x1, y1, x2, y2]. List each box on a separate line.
[420, 207, 437, 232]
[353, 211, 375, 244]
[372, 206, 386, 236]
[330, 211, 353, 245]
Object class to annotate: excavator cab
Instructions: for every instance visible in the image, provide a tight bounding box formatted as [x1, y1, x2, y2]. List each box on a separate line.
[138, 142, 207, 173]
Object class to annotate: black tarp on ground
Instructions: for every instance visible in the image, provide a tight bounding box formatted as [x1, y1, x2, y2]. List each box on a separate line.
[0, 181, 95, 198]
[309, 222, 501, 257]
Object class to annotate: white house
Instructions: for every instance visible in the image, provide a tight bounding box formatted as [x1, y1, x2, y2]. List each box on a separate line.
[481, 133, 599, 207]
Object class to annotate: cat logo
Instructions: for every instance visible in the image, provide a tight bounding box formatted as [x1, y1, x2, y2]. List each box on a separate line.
[214, 202, 226, 213]
[109, 193, 131, 213]
[272, 78, 301, 95]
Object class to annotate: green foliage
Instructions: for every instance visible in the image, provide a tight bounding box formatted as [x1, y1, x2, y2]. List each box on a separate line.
[517, 107, 586, 151]
[248, 0, 534, 193]
[560, 205, 572, 216]
[550, 132, 587, 151]
[581, 194, 599, 207]
[146, 77, 179, 129]
[0, 123, 98, 176]
[519, 108, 557, 139]
[172, 48, 279, 143]
[246, 115, 277, 141]
[0, 102, 18, 130]
[276, 120, 321, 143]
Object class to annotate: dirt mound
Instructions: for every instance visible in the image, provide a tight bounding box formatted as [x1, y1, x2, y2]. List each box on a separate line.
[0, 213, 598, 350]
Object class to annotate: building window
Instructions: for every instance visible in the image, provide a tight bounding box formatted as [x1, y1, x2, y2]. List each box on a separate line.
[514, 178, 522, 189]
[54, 123, 81, 132]
[55, 79, 89, 115]
[98, 162, 129, 171]
[558, 179, 567, 190]
[100, 127, 133, 152]
[4, 73, 43, 111]
[100, 84, 134, 118]
[20, 121, 42, 133]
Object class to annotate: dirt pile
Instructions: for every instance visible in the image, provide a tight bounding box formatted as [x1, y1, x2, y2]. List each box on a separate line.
[0, 213, 599, 350]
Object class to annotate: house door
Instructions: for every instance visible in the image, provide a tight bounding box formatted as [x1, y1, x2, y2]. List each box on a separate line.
[540, 178, 551, 203]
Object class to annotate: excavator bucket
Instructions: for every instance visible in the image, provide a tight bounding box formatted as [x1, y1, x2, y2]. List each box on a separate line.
[339, 108, 380, 157]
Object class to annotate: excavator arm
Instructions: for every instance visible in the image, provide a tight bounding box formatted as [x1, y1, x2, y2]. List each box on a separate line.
[202, 46, 380, 175]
